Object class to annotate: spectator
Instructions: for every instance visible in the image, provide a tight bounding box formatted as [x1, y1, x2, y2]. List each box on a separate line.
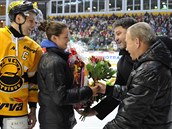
[43, 13, 172, 51]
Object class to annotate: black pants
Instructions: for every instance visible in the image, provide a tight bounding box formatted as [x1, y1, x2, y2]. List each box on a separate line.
[0, 116, 3, 128]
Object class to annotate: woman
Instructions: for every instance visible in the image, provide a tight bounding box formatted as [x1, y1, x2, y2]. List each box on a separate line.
[37, 21, 99, 129]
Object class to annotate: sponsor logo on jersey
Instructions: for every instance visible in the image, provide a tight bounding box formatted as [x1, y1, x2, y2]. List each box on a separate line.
[0, 103, 23, 111]
[0, 56, 23, 92]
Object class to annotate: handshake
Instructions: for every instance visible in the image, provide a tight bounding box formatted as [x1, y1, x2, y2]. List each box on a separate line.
[90, 82, 107, 96]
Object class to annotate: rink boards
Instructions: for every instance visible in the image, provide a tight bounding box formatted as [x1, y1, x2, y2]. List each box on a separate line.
[84, 51, 121, 70]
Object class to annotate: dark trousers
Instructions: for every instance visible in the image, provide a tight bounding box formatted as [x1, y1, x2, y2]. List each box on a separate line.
[0, 116, 3, 128]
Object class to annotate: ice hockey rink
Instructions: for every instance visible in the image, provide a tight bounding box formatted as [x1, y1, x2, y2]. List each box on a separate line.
[34, 104, 118, 129]
[74, 107, 118, 129]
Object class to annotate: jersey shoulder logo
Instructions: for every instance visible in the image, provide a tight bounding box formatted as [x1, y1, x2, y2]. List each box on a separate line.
[0, 56, 23, 92]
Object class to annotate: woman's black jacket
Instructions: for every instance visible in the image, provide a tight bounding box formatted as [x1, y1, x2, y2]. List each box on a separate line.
[37, 47, 92, 129]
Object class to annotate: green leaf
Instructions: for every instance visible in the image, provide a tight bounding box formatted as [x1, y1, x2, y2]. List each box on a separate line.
[86, 58, 116, 81]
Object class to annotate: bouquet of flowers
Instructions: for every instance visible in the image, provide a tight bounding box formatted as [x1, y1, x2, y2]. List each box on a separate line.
[78, 56, 116, 121]
[67, 41, 116, 120]
[87, 56, 116, 84]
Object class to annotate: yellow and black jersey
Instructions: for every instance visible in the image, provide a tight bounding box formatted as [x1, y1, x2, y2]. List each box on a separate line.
[0, 27, 42, 116]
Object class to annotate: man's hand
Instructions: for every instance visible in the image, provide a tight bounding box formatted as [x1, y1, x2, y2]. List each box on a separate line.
[28, 107, 37, 129]
[90, 86, 99, 96]
[90, 82, 106, 96]
[76, 108, 98, 118]
[96, 82, 106, 94]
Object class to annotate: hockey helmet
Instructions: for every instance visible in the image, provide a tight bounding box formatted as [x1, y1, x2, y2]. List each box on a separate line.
[8, 1, 38, 21]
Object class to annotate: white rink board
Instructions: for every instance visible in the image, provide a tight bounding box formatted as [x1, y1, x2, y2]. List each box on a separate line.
[83, 51, 120, 70]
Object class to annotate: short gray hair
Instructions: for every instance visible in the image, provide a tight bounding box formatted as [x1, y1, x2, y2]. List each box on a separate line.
[128, 22, 156, 46]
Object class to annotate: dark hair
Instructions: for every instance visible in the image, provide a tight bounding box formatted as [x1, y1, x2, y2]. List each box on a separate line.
[38, 21, 47, 31]
[45, 21, 68, 40]
[113, 17, 137, 29]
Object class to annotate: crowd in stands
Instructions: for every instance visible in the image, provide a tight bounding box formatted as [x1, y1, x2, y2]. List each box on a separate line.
[31, 12, 172, 51]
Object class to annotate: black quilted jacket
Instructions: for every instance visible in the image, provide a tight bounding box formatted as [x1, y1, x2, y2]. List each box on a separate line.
[104, 40, 172, 129]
